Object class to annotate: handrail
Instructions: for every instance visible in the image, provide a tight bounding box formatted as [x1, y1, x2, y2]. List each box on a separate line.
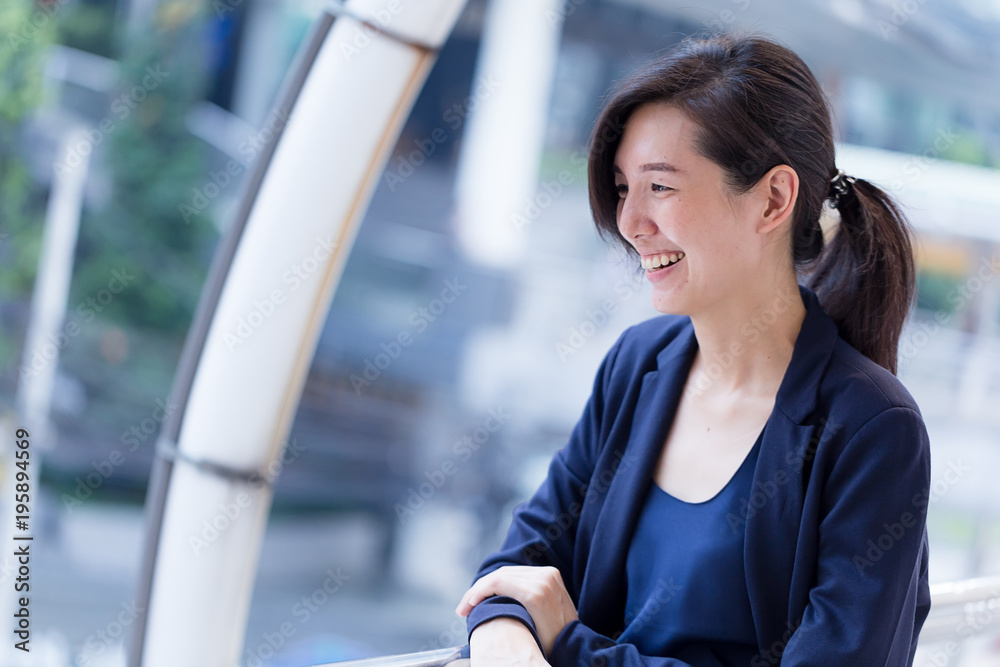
[312, 644, 469, 667]
[928, 575, 1000, 607]
[919, 575, 1000, 645]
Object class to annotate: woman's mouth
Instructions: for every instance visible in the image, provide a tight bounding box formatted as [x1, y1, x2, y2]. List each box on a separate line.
[641, 251, 684, 273]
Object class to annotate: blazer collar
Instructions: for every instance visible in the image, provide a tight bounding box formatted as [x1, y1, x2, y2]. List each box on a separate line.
[652, 283, 839, 425]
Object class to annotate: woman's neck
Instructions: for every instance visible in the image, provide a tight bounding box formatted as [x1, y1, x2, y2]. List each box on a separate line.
[685, 279, 807, 401]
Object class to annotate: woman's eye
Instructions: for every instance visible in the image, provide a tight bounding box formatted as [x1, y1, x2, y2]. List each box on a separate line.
[652, 183, 672, 192]
[615, 183, 628, 198]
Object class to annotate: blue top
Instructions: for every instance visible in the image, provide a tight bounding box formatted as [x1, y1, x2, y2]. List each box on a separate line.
[465, 283, 932, 667]
[617, 426, 764, 665]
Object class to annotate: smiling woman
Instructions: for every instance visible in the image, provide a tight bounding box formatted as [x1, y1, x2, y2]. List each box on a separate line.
[455, 32, 930, 667]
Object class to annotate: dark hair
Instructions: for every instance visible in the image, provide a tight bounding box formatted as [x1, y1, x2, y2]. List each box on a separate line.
[587, 33, 915, 375]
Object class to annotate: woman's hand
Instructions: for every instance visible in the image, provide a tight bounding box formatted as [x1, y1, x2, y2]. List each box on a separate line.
[468, 617, 551, 666]
[456, 565, 579, 657]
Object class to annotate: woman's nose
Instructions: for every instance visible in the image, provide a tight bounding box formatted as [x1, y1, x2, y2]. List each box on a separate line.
[617, 191, 657, 240]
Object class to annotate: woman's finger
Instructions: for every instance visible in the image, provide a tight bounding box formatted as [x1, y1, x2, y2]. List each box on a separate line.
[456, 568, 529, 615]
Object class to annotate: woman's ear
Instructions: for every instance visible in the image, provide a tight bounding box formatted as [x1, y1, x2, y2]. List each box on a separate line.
[757, 164, 799, 235]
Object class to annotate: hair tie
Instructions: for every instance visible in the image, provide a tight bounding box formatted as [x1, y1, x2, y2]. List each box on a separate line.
[828, 168, 856, 207]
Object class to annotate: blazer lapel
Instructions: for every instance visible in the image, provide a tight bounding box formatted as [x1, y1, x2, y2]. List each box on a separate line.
[576, 321, 699, 637]
[744, 284, 841, 650]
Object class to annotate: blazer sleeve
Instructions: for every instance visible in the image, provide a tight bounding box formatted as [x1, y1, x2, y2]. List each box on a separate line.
[779, 405, 932, 666]
[464, 329, 630, 652]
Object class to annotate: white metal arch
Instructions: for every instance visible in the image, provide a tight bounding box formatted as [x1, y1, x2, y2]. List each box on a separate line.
[129, 2, 468, 665]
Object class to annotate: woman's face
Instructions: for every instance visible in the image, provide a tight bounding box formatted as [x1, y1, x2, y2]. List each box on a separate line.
[613, 103, 771, 316]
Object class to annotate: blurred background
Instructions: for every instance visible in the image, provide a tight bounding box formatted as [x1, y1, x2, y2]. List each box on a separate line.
[1, 0, 999, 665]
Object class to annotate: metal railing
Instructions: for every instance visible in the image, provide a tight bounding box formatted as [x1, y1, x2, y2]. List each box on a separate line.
[312, 644, 469, 667]
[920, 576, 1000, 645]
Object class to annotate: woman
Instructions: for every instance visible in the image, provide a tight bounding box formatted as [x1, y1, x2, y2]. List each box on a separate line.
[454, 33, 931, 666]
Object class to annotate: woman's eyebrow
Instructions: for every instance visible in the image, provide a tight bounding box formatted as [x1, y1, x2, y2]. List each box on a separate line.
[613, 162, 683, 175]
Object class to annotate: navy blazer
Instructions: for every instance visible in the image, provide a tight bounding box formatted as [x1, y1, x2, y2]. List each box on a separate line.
[466, 283, 932, 666]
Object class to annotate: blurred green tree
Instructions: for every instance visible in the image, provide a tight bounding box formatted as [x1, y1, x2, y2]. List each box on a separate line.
[54, 0, 117, 59]
[61, 0, 219, 427]
[0, 0, 54, 375]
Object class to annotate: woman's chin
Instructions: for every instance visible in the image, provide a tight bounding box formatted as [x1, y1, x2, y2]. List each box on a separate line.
[650, 295, 687, 316]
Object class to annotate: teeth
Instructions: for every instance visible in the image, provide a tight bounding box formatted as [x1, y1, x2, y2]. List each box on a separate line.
[642, 251, 684, 270]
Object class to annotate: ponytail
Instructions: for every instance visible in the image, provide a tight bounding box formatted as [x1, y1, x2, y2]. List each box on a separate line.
[800, 172, 916, 375]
